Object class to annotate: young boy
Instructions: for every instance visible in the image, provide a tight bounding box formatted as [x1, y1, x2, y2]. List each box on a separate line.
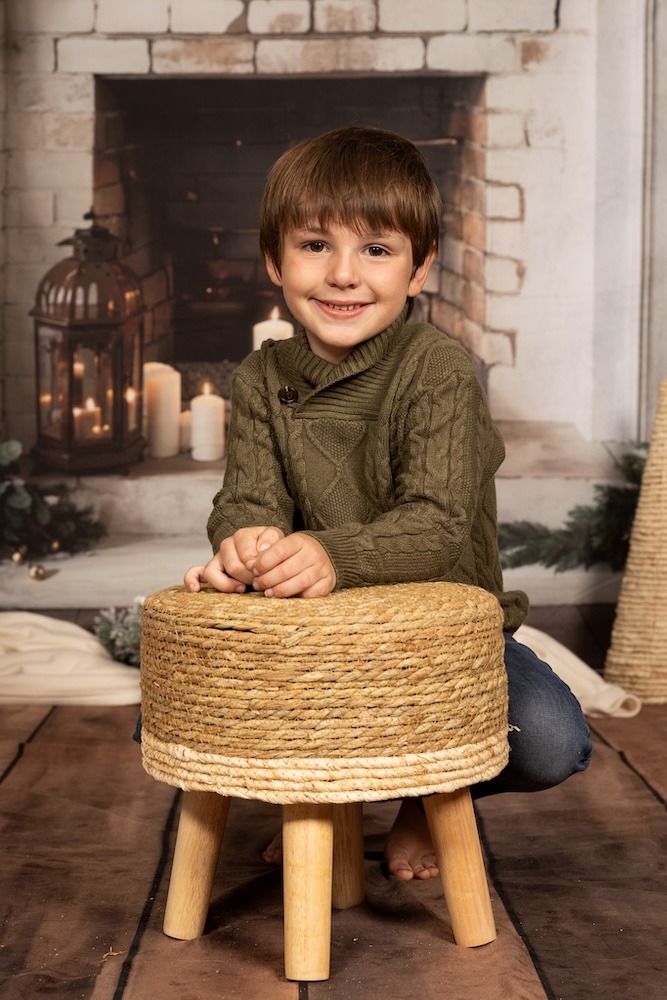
[185, 126, 592, 881]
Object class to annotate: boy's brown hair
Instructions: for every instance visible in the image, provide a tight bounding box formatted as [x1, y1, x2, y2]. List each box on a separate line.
[260, 126, 442, 275]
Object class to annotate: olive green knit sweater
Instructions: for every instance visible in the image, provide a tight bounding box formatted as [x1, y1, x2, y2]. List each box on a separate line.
[207, 310, 528, 631]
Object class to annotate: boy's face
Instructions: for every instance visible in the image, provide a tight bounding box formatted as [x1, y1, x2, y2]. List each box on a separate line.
[265, 221, 435, 364]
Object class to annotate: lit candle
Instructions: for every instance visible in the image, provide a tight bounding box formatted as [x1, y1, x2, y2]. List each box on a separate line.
[125, 387, 138, 431]
[73, 396, 101, 441]
[191, 382, 225, 462]
[39, 392, 52, 426]
[179, 409, 192, 451]
[146, 369, 181, 458]
[252, 306, 294, 351]
[72, 359, 85, 407]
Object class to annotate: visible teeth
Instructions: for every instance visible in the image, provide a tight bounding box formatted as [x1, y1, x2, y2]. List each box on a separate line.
[328, 303, 360, 311]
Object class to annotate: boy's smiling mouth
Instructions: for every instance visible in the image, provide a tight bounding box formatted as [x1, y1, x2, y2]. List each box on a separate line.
[314, 299, 371, 317]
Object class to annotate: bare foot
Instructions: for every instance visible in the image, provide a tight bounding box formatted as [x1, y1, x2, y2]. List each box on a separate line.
[384, 799, 439, 881]
[261, 829, 282, 864]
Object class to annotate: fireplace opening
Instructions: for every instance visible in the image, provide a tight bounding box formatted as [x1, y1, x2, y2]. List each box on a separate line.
[94, 75, 486, 390]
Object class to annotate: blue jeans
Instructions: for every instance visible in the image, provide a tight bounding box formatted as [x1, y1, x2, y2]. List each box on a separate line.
[472, 632, 593, 796]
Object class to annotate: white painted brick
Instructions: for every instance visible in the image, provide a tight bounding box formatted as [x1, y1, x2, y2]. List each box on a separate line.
[485, 73, 542, 112]
[7, 35, 55, 73]
[379, 0, 466, 32]
[5, 190, 54, 228]
[55, 188, 95, 226]
[170, 0, 244, 33]
[486, 292, 521, 331]
[468, 0, 555, 32]
[8, 150, 92, 191]
[44, 114, 95, 151]
[478, 329, 515, 367]
[427, 34, 517, 74]
[485, 256, 522, 294]
[11, 73, 94, 113]
[5, 111, 45, 150]
[486, 219, 525, 258]
[6, 226, 73, 265]
[486, 112, 525, 148]
[314, 0, 376, 33]
[525, 108, 565, 148]
[10, 0, 95, 34]
[248, 0, 310, 34]
[555, 0, 596, 33]
[520, 33, 592, 76]
[57, 38, 150, 75]
[5, 262, 54, 305]
[442, 236, 465, 275]
[422, 262, 440, 295]
[152, 39, 254, 74]
[441, 270, 465, 307]
[96, 0, 169, 34]
[257, 36, 425, 73]
[486, 184, 522, 220]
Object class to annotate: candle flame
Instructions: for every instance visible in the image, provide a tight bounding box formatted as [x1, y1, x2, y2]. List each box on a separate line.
[84, 396, 97, 411]
[270, 307, 280, 321]
[125, 387, 137, 402]
[202, 382, 212, 395]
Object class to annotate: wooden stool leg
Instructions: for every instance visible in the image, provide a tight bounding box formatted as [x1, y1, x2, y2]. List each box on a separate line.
[282, 803, 334, 981]
[332, 802, 365, 909]
[423, 788, 496, 947]
[163, 790, 230, 940]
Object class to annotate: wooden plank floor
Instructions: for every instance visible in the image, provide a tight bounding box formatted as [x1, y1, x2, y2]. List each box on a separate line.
[1, 606, 665, 1000]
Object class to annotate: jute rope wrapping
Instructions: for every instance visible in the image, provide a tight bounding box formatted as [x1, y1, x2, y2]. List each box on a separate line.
[140, 582, 509, 803]
[606, 378, 667, 703]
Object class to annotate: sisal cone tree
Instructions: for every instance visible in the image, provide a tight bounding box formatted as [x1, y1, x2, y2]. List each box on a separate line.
[605, 378, 667, 702]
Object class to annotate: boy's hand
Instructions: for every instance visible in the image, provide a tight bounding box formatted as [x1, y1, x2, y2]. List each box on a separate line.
[251, 533, 336, 598]
[184, 526, 285, 593]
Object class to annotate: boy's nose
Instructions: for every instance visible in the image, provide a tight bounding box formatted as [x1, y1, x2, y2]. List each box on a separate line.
[326, 251, 359, 287]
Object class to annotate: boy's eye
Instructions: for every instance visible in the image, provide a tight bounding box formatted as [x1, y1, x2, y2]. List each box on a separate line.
[305, 241, 326, 253]
[366, 245, 388, 257]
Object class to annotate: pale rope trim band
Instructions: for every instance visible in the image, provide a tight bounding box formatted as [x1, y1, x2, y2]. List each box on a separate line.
[141, 728, 509, 804]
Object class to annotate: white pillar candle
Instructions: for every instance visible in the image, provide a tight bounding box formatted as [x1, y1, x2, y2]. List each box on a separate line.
[146, 369, 181, 458]
[191, 382, 225, 462]
[252, 306, 294, 351]
[179, 409, 192, 451]
[73, 397, 101, 441]
[142, 362, 175, 434]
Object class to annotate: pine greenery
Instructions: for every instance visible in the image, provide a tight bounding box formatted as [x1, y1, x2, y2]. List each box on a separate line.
[498, 448, 646, 573]
[93, 599, 143, 667]
[1, 439, 106, 559]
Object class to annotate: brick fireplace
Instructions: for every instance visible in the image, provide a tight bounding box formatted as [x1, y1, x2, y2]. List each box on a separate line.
[0, 0, 648, 450]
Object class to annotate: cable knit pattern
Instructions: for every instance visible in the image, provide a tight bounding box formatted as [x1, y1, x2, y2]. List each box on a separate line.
[207, 310, 528, 631]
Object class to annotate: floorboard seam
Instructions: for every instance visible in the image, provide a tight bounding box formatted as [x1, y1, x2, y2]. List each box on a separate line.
[476, 812, 556, 1000]
[589, 724, 667, 809]
[0, 705, 58, 785]
[111, 788, 182, 1000]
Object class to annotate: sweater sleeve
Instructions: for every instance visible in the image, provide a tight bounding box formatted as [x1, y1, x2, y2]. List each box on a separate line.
[304, 369, 502, 590]
[207, 364, 295, 553]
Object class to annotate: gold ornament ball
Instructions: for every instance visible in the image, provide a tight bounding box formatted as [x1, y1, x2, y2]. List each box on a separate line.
[28, 564, 46, 580]
[12, 550, 25, 564]
[50, 539, 61, 553]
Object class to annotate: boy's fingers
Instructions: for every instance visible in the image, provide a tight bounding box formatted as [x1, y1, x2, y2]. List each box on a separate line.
[202, 563, 246, 594]
[256, 526, 285, 551]
[183, 566, 205, 591]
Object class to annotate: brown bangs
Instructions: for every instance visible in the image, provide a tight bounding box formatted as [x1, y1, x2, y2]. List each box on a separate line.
[260, 126, 441, 274]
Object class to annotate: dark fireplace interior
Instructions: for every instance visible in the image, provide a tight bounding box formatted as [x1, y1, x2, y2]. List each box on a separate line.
[94, 75, 486, 383]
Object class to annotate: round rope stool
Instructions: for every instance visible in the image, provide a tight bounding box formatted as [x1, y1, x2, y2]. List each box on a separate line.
[140, 581, 508, 981]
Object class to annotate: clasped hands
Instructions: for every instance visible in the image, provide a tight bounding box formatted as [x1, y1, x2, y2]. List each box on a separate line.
[184, 526, 336, 599]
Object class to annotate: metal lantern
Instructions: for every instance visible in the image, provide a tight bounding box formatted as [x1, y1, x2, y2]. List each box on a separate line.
[31, 222, 145, 472]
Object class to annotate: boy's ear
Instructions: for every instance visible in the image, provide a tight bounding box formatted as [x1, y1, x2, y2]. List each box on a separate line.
[407, 244, 437, 298]
[264, 255, 283, 287]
